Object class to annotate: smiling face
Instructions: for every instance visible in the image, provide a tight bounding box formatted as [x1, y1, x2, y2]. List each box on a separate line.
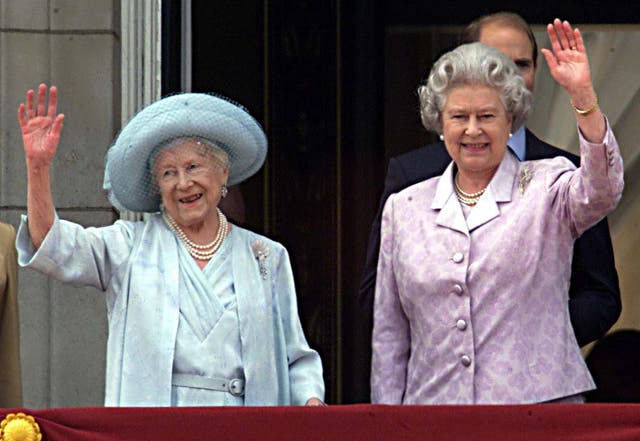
[441, 84, 512, 181]
[153, 140, 229, 231]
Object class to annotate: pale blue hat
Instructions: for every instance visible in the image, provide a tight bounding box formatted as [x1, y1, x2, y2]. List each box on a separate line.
[103, 93, 267, 212]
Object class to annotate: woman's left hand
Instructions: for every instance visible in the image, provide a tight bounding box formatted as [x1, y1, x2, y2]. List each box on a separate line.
[305, 397, 326, 406]
[541, 18, 605, 142]
[541, 19, 594, 98]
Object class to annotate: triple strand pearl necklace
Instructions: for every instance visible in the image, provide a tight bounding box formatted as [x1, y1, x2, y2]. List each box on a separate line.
[163, 207, 229, 260]
[454, 173, 487, 207]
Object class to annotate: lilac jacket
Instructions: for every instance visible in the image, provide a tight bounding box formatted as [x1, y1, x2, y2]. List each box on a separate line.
[372, 123, 624, 404]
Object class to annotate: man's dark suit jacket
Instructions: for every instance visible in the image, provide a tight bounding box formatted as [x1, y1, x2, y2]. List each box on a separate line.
[358, 129, 621, 400]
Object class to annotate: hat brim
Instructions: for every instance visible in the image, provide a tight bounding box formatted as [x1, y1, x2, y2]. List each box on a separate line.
[104, 94, 267, 212]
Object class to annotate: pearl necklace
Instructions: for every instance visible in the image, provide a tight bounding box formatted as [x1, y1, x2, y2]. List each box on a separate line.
[163, 208, 228, 260]
[454, 174, 487, 206]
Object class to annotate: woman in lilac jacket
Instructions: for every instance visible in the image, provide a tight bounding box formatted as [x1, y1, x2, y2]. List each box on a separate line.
[371, 19, 624, 404]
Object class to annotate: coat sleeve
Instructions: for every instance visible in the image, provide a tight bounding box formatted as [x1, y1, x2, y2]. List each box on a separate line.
[549, 118, 624, 238]
[273, 246, 325, 404]
[16, 214, 135, 291]
[371, 194, 410, 404]
[527, 129, 621, 347]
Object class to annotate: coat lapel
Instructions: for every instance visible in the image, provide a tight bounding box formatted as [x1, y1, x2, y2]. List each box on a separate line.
[466, 153, 518, 231]
[432, 153, 519, 233]
[118, 215, 181, 406]
[233, 229, 279, 405]
[465, 186, 501, 231]
[432, 162, 469, 236]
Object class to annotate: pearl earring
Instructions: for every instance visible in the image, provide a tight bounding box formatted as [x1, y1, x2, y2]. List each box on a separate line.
[439, 134, 444, 141]
[508, 132, 513, 139]
[221, 185, 228, 198]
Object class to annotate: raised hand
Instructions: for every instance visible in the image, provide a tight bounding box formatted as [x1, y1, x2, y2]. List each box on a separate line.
[541, 19, 594, 97]
[17, 84, 65, 167]
[542, 19, 604, 142]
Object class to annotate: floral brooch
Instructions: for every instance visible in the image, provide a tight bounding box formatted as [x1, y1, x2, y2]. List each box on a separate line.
[519, 165, 533, 196]
[251, 240, 270, 280]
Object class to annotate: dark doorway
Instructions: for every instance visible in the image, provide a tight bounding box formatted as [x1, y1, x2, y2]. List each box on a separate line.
[162, 0, 640, 404]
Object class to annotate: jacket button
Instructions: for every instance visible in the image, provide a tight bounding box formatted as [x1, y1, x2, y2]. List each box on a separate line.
[461, 355, 472, 367]
[452, 252, 464, 263]
[456, 319, 467, 331]
[451, 284, 463, 296]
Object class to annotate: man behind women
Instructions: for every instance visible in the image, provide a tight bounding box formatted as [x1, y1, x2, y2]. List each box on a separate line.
[359, 12, 620, 399]
[0, 222, 21, 407]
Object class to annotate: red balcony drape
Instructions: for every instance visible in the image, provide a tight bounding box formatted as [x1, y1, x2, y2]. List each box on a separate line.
[2, 404, 640, 441]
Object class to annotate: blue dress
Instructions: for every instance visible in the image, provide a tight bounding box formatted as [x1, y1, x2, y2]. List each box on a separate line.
[172, 228, 244, 406]
[16, 214, 324, 406]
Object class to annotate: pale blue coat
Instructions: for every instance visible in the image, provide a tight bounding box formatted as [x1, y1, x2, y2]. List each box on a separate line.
[17, 215, 324, 406]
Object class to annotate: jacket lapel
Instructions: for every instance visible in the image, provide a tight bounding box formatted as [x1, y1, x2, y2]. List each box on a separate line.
[118, 215, 181, 406]
[432, 162, 470, 237]
[432, 153, 519, 233]
[465, 186, 501, 231]
[233, 229, 279, 405]
[466, 153, 518, 231]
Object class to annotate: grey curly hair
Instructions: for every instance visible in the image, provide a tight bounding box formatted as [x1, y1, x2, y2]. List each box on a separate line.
[418, 42, 532, 134]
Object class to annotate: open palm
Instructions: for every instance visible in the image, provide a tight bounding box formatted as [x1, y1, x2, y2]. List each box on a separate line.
[541, 19, 593, 95]
[17, 84, 65, 166]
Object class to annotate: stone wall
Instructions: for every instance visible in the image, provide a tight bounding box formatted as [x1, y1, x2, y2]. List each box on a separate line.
[0, 0, 120, 408]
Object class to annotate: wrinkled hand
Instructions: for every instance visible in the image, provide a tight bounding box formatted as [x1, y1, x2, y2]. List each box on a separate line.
[541, 19, 594, 96]
[305, 397, 327, 406]
[17, 84, 65, 167]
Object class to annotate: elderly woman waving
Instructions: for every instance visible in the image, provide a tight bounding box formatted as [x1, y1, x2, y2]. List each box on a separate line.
[17, 89, 325, 406]
[371, 19, 624, 404]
